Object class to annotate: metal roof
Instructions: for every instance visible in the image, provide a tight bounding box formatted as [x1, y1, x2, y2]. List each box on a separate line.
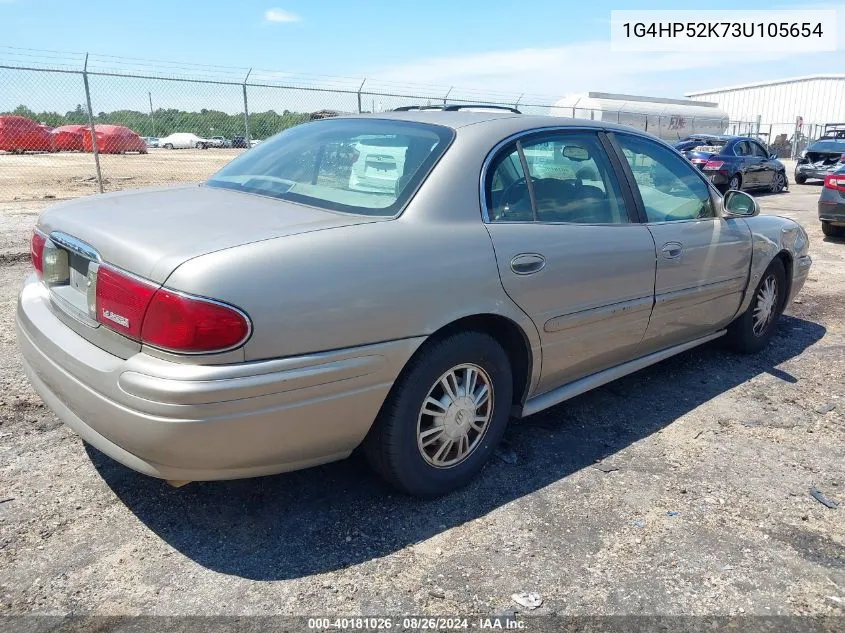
[686, 74, 845, 96]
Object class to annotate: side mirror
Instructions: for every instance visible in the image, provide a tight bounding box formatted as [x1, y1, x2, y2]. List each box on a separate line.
[723, 190, 760, 218]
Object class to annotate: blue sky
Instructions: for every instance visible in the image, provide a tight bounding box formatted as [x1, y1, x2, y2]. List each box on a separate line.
[1, 0, 843, 110]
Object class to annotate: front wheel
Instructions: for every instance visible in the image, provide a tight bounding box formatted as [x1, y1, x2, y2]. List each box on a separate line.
[163, 143, 173, 150]
[364, 331, 513, 497]
[724, 259, 786, 354]
[771, 171, 786, 193]
[795, 173, 807, 185]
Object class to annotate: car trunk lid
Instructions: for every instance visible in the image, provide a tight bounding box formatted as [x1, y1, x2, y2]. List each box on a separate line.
[35, 184, 382, 358]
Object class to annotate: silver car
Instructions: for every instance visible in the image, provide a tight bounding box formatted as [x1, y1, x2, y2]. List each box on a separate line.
[17, 112, 812, 496]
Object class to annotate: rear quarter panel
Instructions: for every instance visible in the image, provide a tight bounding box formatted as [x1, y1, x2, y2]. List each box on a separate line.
[164, 218, 536, 362]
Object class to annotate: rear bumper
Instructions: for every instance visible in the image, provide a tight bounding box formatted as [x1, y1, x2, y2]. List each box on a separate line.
[818, 201, 845, 224]
[17, 276, 422, 481]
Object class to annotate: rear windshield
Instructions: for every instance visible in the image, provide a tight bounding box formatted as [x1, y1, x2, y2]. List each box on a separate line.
[207, 119, 454, 216]
[808, 140, 845, 153]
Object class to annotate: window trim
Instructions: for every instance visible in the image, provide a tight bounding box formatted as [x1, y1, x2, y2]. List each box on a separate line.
[606, 130, 721, 226]
[480, 127, 638, 226]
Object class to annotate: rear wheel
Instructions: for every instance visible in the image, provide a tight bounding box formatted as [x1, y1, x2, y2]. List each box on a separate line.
[364, 331, 512, 497]
[728, 174, 742, 191]
[795, 174, 807, 184]
[822, 221, 844, 238]
[724, 259, 786, 354]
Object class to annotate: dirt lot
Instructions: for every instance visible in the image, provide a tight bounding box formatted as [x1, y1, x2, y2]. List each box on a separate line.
[0, 148, 242, 203]
[0, 170, 843, 618]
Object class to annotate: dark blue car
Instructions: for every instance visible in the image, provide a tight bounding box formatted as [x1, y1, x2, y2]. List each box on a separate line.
[674, 135, 787, 194]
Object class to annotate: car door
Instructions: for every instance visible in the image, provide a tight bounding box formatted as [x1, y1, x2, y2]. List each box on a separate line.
[733, 140, 760, 187]
[751, 140, 775, 186]
[483, 130, 657, 394]
[609, 132, 752, 350]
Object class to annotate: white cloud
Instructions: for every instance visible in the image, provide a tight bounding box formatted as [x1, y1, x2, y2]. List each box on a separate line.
[371, 42, 805, 99]
[369, 4, 845, 100]
[264, 8, 300, 23]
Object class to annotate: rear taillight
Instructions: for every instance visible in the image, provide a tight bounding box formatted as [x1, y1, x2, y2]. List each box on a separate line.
[93, 265, 250, 353]
[703, 160, 725, 170]
[824, 174, 845, 192]
[95, 265, 158, 339]
[141, 290, 250, 353]
[31, 231, 46, 279]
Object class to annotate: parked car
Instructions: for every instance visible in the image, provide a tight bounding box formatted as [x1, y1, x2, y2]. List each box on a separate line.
[51, 125, 87, 152]
[208, 136, 232, 148]
[674, 135, 787, 193]
[249, 139, 262, 148]
[794, 138, 845, 184]
[0, 115, 56, 153]
[18, 113, 812, 496]
[231, 136, 248, 149]
[818, 165, 845, 237]
[142, 137, 160, 148]
[158, 132, 211, 149]
[82, 125, 147, 154]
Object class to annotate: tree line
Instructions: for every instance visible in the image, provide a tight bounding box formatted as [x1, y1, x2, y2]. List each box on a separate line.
[3, 104, 312, 139]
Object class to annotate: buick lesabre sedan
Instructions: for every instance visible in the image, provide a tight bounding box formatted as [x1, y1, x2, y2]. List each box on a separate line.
[18, 112, 812, 496]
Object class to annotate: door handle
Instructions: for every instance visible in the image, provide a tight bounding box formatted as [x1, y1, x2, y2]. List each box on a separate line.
[510, 253, 546, 275]
[661, 242, 683, 259]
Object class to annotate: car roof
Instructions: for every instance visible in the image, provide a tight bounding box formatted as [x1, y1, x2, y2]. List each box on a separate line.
[330, 110, 655, 136]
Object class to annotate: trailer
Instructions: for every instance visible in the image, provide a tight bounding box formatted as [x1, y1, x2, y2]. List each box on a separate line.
[550, 92, 731, 141]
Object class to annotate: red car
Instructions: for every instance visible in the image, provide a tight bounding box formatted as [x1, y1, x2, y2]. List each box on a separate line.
[0, 115, 56, 153]
[51, 124, 87, 152]
[82, 124, 147, 154]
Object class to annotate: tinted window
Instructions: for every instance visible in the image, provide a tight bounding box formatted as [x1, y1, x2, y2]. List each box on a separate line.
[751, 142, 769, 157]
[486, 132, 629, 224]
[734, 141, 751, 156]
[486, 146, 530, 222]
[208, 119, 453, 216]
[616, 134, 715, 223]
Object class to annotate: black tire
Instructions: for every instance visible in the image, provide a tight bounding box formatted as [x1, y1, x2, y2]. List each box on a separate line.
[164, 143, 173, 150]
[794, 174, 807, 185]
[724, 259, 787, 354]
[195, 142, 204, 149]
[822, 221, 844, 238]
[364, 331, 513, 497]
[771, 171, 786, 193]
[728, 174, 742, 191]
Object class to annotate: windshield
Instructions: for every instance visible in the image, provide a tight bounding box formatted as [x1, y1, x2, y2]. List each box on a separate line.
[808, 140, 845, 153]
[207, 119, 454, 216]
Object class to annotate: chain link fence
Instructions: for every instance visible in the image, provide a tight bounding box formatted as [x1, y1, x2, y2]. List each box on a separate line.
[0, 51, 763, 206]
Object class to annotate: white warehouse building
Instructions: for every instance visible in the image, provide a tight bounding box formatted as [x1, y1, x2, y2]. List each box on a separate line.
[685, 74, 845, 142]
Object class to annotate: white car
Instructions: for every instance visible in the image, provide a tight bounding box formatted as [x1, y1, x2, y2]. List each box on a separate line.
[348, 135, 409, 194]
[158, 133, 211, 149]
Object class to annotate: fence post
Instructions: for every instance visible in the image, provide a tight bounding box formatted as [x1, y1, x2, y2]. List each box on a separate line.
[148, 92, 155, 136]
[82, 54, 104, 194]
[242, 68, 252, 145]
[357, 78, 366, 113]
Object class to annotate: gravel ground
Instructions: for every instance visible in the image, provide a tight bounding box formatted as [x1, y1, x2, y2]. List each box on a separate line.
[0, 172, 843, 617]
